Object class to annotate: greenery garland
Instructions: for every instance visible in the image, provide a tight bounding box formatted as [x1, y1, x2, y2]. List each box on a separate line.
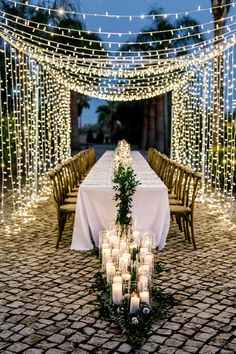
[91, 264, 178, 349]
[112, 164, 141, 230]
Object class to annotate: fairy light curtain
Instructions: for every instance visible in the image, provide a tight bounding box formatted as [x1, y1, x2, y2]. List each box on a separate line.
[171, 39, 236, 224]
[0, 0, 235, 228]
[0, 41, 71, 229]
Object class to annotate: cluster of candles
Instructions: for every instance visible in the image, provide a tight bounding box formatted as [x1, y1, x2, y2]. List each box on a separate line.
[113, 139, 133, 168]
[100, 227, 154, 313]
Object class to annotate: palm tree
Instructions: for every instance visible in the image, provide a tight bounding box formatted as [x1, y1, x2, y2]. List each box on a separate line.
[96, 102, 118, 141]
[120, 9, 204, 151]
[0, 0, 105, 151]
[211, 0, 231, 146]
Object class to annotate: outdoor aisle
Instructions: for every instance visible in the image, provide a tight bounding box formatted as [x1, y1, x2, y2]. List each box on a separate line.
[0, 197, 235, 353]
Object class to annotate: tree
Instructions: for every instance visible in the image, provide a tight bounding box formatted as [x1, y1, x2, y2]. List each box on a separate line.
[119, 9, 204, 151]
[211, 0, 231, 146]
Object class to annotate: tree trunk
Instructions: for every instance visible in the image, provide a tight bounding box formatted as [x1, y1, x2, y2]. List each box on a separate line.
[147, 99, 155, 147]
[140, 102, 148, 150]
[155, 95, 165, 152]
[70, 90, 80, 151]
[211, 0, 231, 146]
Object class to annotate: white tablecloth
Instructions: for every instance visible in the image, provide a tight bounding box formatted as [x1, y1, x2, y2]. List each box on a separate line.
[71, 151, 170, 251]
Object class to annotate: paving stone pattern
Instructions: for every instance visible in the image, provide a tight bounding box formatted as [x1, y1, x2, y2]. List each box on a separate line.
[0, 197, 236, 353]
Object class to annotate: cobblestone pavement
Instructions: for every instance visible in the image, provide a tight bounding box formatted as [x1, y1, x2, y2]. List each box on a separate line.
[0, 197, 236, 354]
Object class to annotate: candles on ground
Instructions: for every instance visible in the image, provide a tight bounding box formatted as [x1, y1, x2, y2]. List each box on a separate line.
[140, 290, 150, 304]
[120, 240, 127, 253]
[122, 252, 131, 267]
[138, 276, 148, 291]
[133, 230, 141, 246]
[112, 283, 123, 305]
[138, 264, 150, 277]
[130, 292, 140, 313]
[110, 235, 119, 248]
[140, 247, 148, 255]
[106, 262, 115, 283]
[144, 253, 154, 268]
[122, 273, 131, 281]
[113, 275, 123, 284]
[102, 249, 111, 268]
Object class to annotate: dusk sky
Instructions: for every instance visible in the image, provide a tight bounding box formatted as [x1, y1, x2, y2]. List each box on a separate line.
[79, 1, 236, 126]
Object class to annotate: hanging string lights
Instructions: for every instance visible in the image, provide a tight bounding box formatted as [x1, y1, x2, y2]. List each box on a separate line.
[0, 1, 235, 229]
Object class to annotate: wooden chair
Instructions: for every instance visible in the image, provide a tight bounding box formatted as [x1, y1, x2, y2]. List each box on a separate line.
[48, 169, 76, 248]
[170, 171, 202, 249]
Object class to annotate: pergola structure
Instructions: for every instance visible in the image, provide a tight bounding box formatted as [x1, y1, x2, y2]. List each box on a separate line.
[0, 1, 235, 230]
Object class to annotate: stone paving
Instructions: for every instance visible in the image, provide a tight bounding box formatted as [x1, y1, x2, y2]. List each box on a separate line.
[0, 195, 236, 353]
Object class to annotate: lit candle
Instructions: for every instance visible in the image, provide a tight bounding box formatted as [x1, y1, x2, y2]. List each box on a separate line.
[111, 248, 119, 262]
[122, 273, 131, 281]
[138, 276, 148, 291]
[113, 275, 123, 284]
[133, 230, 141, 246]
[138, 264, 150, 277]
[140, 247, 148, 255]
[102, 249, 111, 267]
[101, 242, 109, 249]
[140, 290, 150, 304]
[110, 235, 119, 248]
[106, 262, 115, 283]
[120, 240, 127, 253]
[144, 253, 153, 268]
[143, 240, 152, 251]
[122, 252, 131, 267]
[130, 293, 140, 313]
[119, 256, 128, 273]
[112, 283, 123, 305]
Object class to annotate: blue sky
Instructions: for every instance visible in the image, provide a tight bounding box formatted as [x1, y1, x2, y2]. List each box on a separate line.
[79, 0, 236, 125]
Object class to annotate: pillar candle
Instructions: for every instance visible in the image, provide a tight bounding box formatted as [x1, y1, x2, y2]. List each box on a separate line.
[106, 262, 115, 283]
[113, 275, 123, 284]
[122, 273, 131, 281]
[138, 276, 148, 291]
[120, 240, 127, 253]
[140, 290, 150, 304]
[144, 253, 153, 268]
[130, 293, 140, 313]
[112, 283, 123, 305]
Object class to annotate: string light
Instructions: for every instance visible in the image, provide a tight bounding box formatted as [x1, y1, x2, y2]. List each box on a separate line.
[5, 0, 236, 19]
[0, 4, 235, 229]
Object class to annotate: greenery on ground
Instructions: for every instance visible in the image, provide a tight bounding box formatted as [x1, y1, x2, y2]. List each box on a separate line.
[91, 267, 178, 349]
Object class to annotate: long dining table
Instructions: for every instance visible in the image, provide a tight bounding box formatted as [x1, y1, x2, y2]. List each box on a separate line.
[71, 151, 170, 251]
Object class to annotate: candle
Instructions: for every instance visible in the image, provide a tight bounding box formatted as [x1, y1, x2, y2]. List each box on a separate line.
[106, 262, 115, 283]
[143, 240, 152, 251]
[140, 247, 148, 255]
[133, 231, 141, 246]
[101, 242, 109, 249]
[110, 235, 119, 248]
[102, 249, 111, 267]
[140, 290, 150, 304]
[111, 248, 119, 262]
[138, 276, 148, 291]
[122, 273, 131, 281]
[119, 256, 128, 273]
[138, 264, 149, 277]
[130, 293, 140, 313]
[112, 283, 123, 305]
[113, 275, 123, 284]
[120, 240, 127, 253]
[144, 253, 153, 268]
[122, 253, 131, 267]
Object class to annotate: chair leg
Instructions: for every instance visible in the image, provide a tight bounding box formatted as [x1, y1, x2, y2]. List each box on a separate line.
[175, 215, 182, 232]
[182, 217, 189, 241]
[57, 212, 67, 248]
[190, 215, 197, 250]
